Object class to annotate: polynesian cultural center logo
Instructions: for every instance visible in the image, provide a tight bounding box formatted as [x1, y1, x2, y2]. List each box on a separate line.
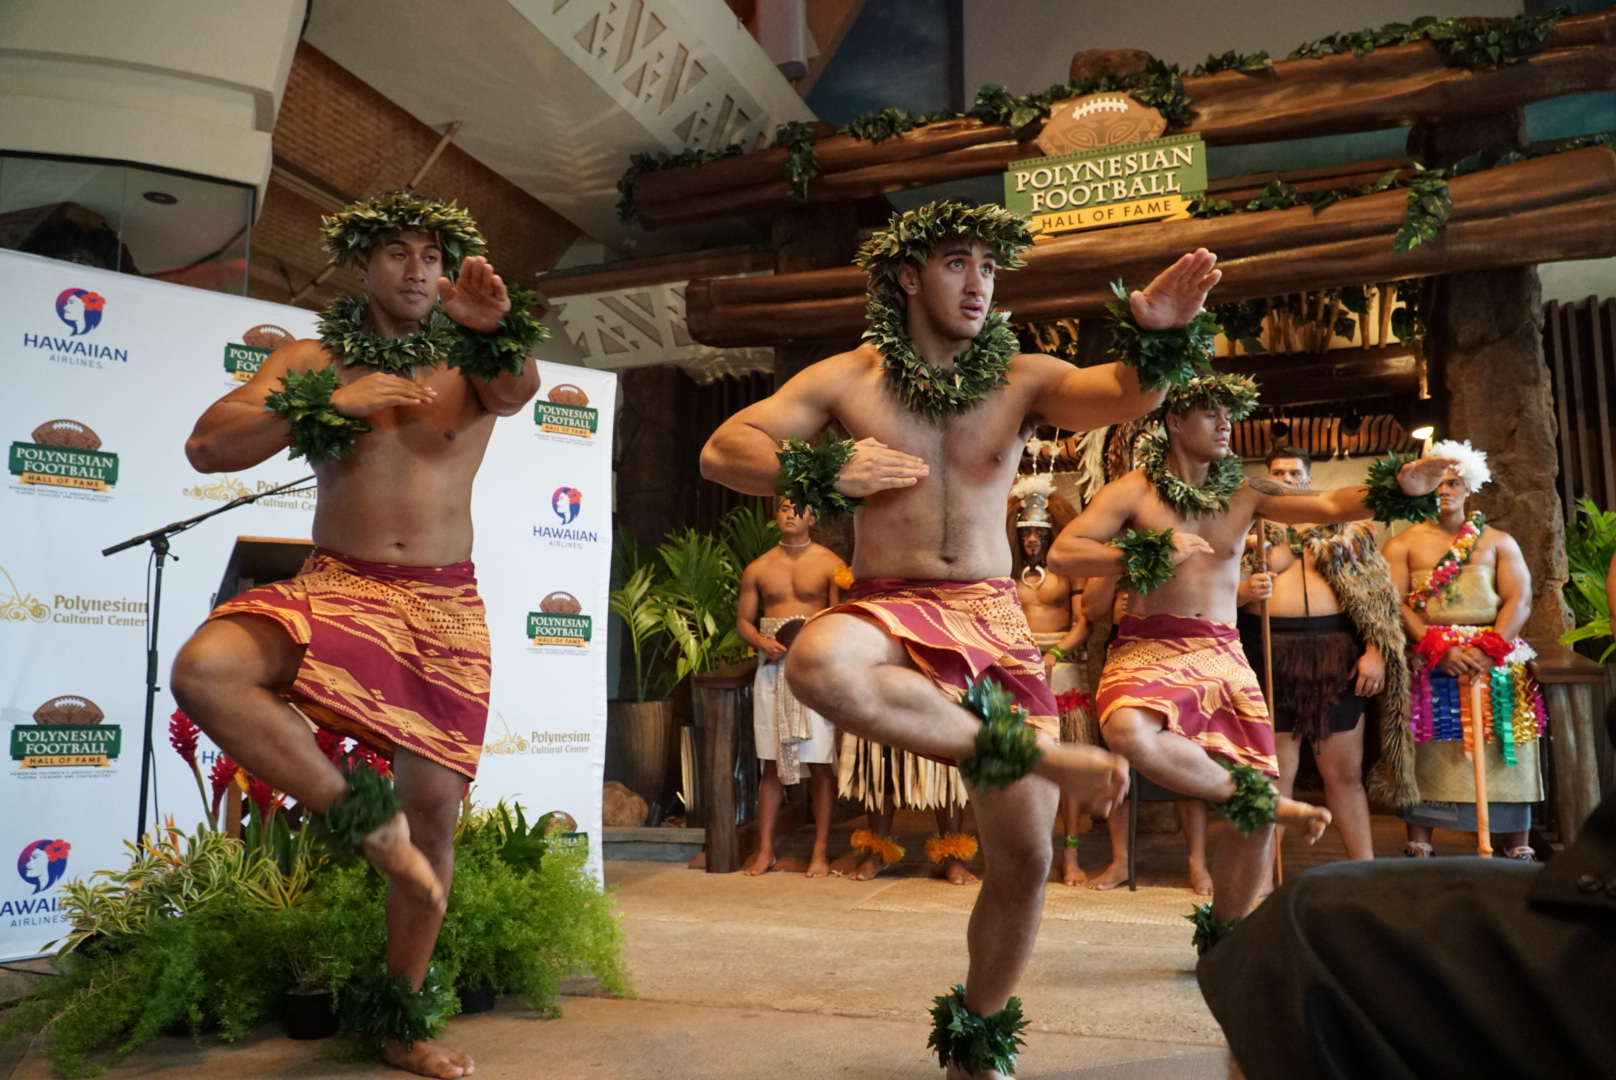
[10, 695, 123, 770]
[21, 288, 128, 368]
[0, 565, 49, 624]
[484, 714, 594, 757]
[9, 419, 120, 495]
[183, 473, 317, 512]
[533, 381, 599, 440]
[0, 565, 145, 629]
[527, 591, 592, 649]
[222, 324, 293, 382]
[4, 838, 72, 924]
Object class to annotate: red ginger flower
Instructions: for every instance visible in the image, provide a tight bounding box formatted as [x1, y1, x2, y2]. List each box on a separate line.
[1055, 689, 1093, 714]
[209, 753, 237, 800]
[315, 728, 344, 762]
[168, 709, 200, 765]
[246, 776, 277, 819]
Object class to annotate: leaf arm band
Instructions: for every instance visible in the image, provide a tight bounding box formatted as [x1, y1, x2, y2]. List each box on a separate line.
[776, 431, 864, 524]
[446, 286, 550, 382]
[1209, 758, 1279, 836]
[1110, 527, 1177, 595]
[956, 678, 1044, 790]
[264, 365, 371, 466]
[1104, 280, 1219, 391]
[1363, 453, 1441, 526]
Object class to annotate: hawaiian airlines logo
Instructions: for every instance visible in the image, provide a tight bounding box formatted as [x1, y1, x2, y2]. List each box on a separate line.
[54, 289, 104, 336]
[17, 839, 71, 895]
[551, 486, 583, 524]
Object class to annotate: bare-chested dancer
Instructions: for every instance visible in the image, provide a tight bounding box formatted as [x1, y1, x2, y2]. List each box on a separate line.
[1050, 374, 1453, 950]
[735, 498, 843, 877]
[170, 193, 545, 1079]
[702, 199, 1221, 1078]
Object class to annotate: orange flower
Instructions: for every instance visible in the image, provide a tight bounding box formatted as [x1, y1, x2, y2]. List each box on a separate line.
[834, 564, 855, 590]
[925, 833, 979, 864]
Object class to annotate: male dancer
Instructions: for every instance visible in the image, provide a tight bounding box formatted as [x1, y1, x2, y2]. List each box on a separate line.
[170, 193, 545, 1079]
[702, 198, 1221, 1078]
[1381, 441, 1544, 859]
[735, 498, 842, 877]
[1009, 477, 1092, 886]
[1079, 574, 1213, 896]
[1236, 445, 1415, 861]
[1049, 374, 1452, 949]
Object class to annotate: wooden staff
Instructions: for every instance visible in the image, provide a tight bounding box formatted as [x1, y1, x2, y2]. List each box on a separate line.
[1254, 521, 1282, 884]
[1469, 675, 1493, 857]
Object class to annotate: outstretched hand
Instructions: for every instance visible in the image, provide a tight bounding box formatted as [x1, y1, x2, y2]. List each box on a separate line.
[833, 437, 929, 498]
[1130, 249, 1222, 330]
[1397, 454, 1461, 496]
[437, 255, 510, 334]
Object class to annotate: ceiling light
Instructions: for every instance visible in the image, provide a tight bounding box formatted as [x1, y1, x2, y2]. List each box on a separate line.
[1269, 418, 1290, 439]
[1406, 400, 1441, 442]
[1340, 410, 1363, 436]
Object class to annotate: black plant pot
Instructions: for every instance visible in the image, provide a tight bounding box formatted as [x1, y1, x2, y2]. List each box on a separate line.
[456, 975, 496, 1015]
[282, 988, 340, 1040]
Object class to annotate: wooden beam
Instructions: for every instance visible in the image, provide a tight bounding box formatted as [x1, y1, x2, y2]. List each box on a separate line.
[685, 146, 1616, 347]
[634, 10, 1616, 229]
[538, 246, 771, 298]
[1221, 346, 1418, 406]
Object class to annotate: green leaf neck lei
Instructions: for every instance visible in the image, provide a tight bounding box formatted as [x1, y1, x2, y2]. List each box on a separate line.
[1138, 434, 1245, 518]
[864, 295, 1018, 422]
[317, 293, 456, 377]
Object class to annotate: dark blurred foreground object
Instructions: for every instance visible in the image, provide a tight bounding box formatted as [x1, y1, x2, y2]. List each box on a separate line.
[1198, 749, 1616, 1080]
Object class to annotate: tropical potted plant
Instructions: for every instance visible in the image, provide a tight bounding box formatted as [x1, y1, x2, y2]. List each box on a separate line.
[1560, 497, 1616, 661]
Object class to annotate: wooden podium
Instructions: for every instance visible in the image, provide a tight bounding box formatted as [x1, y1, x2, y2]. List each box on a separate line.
[213, 536, 314, 608]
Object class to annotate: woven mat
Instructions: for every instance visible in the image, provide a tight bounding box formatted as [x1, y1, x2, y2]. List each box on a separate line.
[854, 879, 1204, 927]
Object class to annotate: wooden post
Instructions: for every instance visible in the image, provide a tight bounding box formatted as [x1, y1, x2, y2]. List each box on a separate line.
[1255, 522, 1281, 885]
[1469, 675, 1493, 857]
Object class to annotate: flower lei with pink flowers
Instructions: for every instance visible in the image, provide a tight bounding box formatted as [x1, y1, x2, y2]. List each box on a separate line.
[1406, 512, 1484, 614]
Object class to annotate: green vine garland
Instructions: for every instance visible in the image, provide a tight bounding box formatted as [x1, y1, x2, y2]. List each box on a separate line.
[1289, 10, 1561, 64]
[346, 966, 454, 1049]
[318, 293, 455, 377]
[1111, 527, 1177, 596]
[1210, 758, 1280, 836]
[1105, 281, 1219, 391]
[264, 365, 372, 467]
[320, 191, 486, 273]
[774, 120, 821, 201]
[956, 678, 1044, 791]
[1138, 434, 1247, 519]
[1364, 453, 1442, 526]
[776, 432, 863, 525]
[928, 985, 1029, 1076]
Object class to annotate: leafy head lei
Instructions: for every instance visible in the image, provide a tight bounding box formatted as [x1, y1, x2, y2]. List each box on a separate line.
[855, 201, 1037, 421]
[320, 190, 487, 276]
[1160, 372, 1260, 422]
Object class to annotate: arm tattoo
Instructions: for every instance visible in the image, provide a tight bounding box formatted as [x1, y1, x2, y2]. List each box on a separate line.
[1246, 477, 1323, 498]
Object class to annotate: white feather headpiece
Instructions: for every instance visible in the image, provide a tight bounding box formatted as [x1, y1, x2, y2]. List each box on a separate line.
[1430, 438, 1491, 490]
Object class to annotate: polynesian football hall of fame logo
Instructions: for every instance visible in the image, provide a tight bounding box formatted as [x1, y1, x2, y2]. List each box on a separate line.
[533, 380, 599, 441]
[8, 419, 120, 495]
[10, 695, 123, 770]
[222, 324, 294, 382]
[527, 590, 592, 649]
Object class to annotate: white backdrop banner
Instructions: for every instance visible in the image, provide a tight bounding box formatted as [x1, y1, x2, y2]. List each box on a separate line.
[0, 249, 613, 960]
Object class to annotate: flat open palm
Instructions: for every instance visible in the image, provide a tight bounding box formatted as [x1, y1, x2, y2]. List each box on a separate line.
[1129, 248, 1222, 330]
[437, 255, 510, 333]
[1398, 454, 1461, 494]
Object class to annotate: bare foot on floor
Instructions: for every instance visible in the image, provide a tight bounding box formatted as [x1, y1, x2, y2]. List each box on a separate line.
[1188, 858, 1214, 896]
[1276, 797, 1332, 844]
[1039, 744, 1130, 820]
[1061, 848, 1088, 887]
[1086, 858, 1130, 891]
[742, 850, 777, 876]
[362, 813, 445, 911]
[382, 1037, 474, 1078]
[941, 857, 978, 886]
[847, 853, 889, 881]
[945, 1062, 1006, 1079]
[806, 848, 831, 878]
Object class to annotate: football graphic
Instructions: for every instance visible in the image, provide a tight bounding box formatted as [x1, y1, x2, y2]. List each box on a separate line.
[1035, 93, 1168, 156]
[30, 419, 102, 451]
[544, 811, 578, 836]
[540, 591, 583, 615]
[33, 696, 106, 726]
[547, 384, 590, 407]
[241, 324, 293, 351]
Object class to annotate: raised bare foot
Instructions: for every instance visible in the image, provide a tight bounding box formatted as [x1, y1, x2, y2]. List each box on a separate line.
[382, 1037, 474, 1078]
[941, 857, 978, 886]
[1061, 848, 1088, 887]
[806, 848, 831, 878]
[1276, 797, 1331, 844]
[847, 852, 889, 881]
[1086, 858, 1130, 891]
[362, 813, 445, 911]
[1039, 744, 1130, 820]
[742, 850, 777, 876]
[1188, 858, 1214, 896]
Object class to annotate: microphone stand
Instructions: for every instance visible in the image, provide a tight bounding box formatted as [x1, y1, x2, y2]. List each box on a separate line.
[102, 474, 315, 845]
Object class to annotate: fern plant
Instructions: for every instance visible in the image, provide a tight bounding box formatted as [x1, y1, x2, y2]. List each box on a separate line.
[1560, 498, 1616, 661]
